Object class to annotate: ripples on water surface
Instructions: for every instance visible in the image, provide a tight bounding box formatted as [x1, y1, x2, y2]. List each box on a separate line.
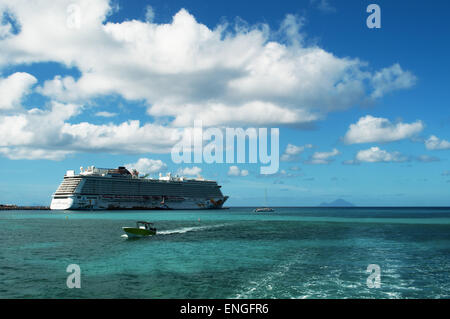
[1, 207, 449, 298]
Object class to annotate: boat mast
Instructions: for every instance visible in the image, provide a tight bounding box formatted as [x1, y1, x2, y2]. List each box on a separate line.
[264, 188, 268, 207]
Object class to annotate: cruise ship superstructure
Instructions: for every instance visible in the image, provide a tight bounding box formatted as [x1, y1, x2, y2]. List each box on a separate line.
[50, 166, 228, 210]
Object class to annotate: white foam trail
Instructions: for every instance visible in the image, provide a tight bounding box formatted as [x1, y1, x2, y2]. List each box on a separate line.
[234, 260, 295, 298]
[158, 223, 228, 235]
[121, 234, 128, 238]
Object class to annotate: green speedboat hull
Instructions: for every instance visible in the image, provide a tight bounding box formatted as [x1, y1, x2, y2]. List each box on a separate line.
[122, 227, 156, 238]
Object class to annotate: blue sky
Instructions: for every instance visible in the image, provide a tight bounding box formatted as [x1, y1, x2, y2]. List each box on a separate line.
[0, 0, 449, 206]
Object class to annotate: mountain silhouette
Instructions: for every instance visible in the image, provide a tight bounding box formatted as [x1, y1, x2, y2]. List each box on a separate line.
[319, 199, 355, 207]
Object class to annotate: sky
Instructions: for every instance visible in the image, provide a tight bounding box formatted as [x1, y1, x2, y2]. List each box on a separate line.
[0, 0, 449, 206]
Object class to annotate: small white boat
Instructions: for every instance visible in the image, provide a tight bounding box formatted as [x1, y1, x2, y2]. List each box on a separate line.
[254, 189, 275, 213]
[254, 207, 275, 213]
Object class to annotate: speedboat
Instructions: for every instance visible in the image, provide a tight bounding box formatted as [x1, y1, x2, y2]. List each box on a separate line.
[254, 207, 275, 213]
[122, 221, 157, 238]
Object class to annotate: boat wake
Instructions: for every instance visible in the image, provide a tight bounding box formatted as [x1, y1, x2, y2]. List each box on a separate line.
[158, 223, 229, 235]
[233, 260, 296, 299]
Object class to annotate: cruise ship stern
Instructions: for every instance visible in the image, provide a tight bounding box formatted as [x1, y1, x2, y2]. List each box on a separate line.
[50, 196, 75, 210]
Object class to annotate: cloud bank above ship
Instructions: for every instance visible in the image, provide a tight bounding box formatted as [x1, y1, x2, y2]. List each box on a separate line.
[0, 0, 417, 159]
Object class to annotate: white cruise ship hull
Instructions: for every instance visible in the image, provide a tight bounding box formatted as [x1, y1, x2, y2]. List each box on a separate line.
[50, 195, 228, 210]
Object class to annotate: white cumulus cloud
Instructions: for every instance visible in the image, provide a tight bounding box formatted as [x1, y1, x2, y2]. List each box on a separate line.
[306, 148, 339, 164]
[0, 1, 421, 160]
[425, 135, 450, 150]
[124, 158, 167, 175]
[310, 0, 337, 13]
[95, 111, 117, 118]
[352, 146, 408, 163]
[0, 102, 185, 159]
[1, 1, 417, 128]
[371, 64, 417, 99]
[228, 166, 249, 176]
[0, 72, 37, 110]
[344, 115, 423, 144]
[281, 143, 312, 162]
[178, 166, 202, 176]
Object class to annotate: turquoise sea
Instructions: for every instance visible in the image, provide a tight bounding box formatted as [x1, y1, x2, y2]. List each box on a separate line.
[0, 207, 449, 299]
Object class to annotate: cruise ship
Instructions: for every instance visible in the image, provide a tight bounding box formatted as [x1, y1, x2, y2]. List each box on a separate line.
[50, 166, 228, 210]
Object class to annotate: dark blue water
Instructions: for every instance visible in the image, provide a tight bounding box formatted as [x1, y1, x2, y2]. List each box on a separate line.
[1, 207, 449, 299]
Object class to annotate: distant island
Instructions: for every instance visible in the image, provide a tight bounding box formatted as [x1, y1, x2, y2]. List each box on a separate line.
[319, 199, 355, 207]
[0, 204, 49, 210]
